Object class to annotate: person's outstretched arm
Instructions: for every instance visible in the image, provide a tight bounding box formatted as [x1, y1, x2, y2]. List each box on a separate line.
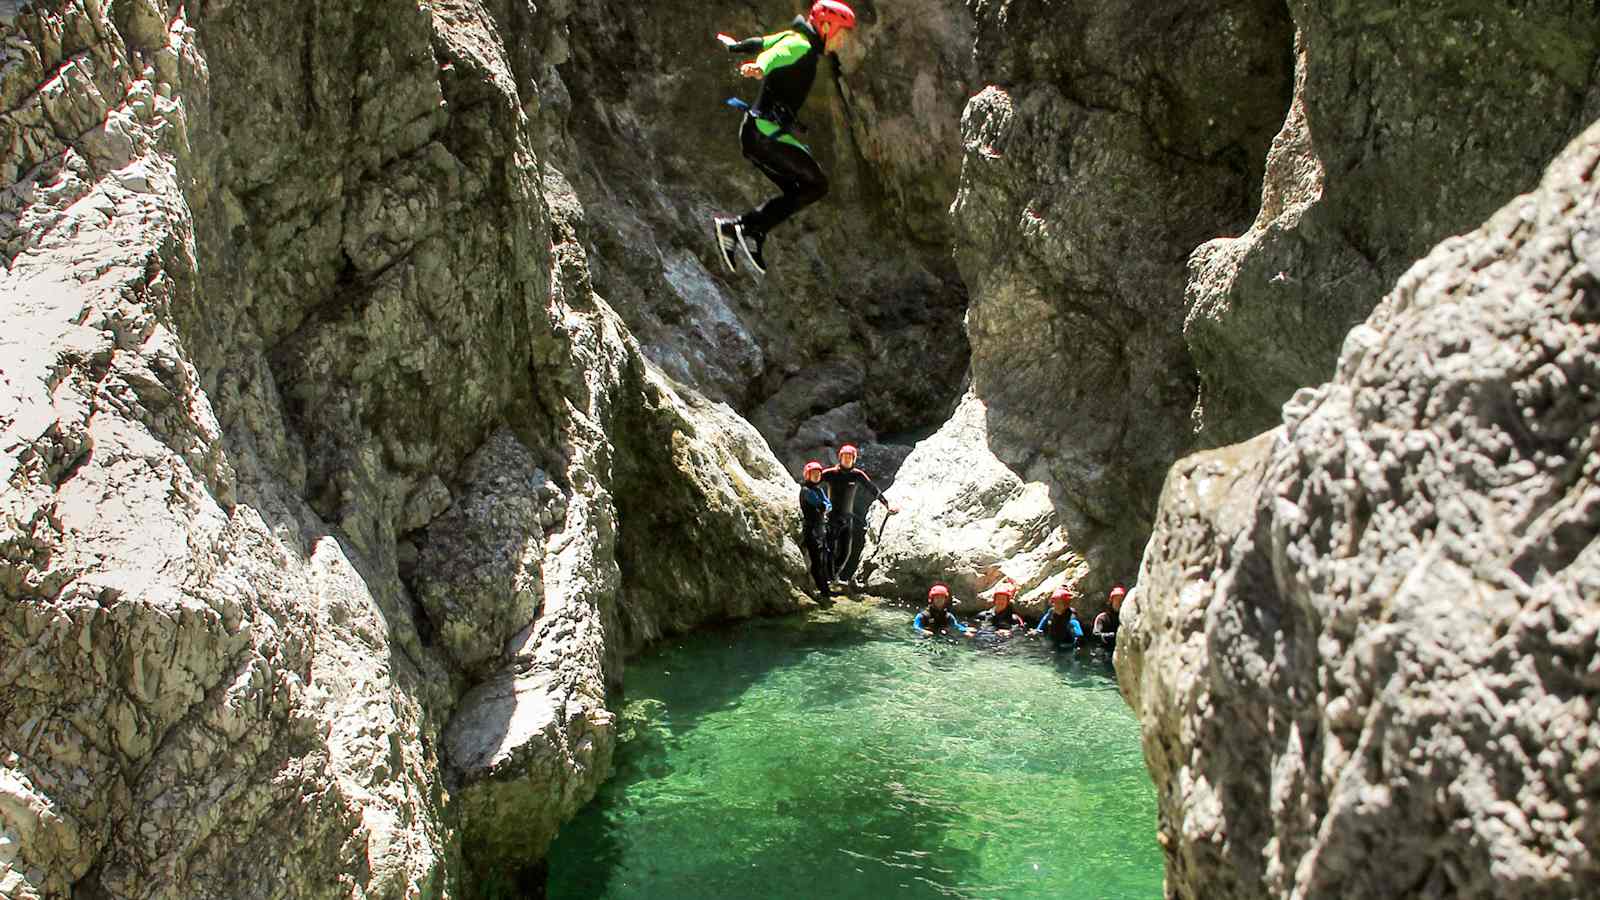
[855, 469, 899, 514]
[718, 33, 765, 54]
[1034, 610, 1051, 634]
[913, 611, 929, 634]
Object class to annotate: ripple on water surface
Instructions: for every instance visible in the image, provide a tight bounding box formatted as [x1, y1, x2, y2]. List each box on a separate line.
[546, 600, 1163, 899]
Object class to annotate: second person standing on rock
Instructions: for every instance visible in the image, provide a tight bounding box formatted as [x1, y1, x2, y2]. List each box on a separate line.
[821, 443, 896, 589]
[713, 1, 858, 276]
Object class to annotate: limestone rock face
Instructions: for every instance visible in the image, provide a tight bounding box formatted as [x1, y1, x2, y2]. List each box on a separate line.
[947, 0, 1297, 584]
[867, 391, 1083, 616]
[1121, 121, 1600, 900]
[1185, 3, 1600, 447]
[412, 430, 562, 679]
[1, 1, 806, 896]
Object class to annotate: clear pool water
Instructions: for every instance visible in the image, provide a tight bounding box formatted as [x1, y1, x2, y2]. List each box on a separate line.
[546, 599, 1163, 899]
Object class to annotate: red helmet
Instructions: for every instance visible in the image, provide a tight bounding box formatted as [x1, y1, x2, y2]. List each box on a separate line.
[838, 443, 859, 457]
[1051, 586, 1074, 604]
[928, 583, 950, 600]
[810, 1, 857, 39]
[1109, 585, 1128, 599]
[993, 581, 1017, 599]
[803, 461, 824, 478]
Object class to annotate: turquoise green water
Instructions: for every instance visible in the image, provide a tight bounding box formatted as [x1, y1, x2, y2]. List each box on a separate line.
[547, 600, 1163, 899]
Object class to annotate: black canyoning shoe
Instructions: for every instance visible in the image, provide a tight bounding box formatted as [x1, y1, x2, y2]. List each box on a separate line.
[734, 222, 767, 275]
[713, 216, 739, 273]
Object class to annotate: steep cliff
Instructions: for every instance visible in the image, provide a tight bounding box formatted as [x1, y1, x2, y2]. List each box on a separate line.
[875, 0, 1296, 608]
[1, 0, 809, 895]
[1187, 2, 1600, 447]
[1121, 119, 1600, 900]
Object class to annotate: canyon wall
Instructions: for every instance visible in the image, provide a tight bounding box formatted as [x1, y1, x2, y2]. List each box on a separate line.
[1121, 117, 1600, 900]
[6, 0, 1600, 895]
[880, 0, 1600, 619]
[0, 0, 814, 895]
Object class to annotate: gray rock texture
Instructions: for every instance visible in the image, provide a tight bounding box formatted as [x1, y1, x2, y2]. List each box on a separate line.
[1120, 120, 1600, 900]
[943, 0, 1297, 591]
[1186, 3, 1600, 447]
[1, 0, 808, 896]
[867, 390, 1084, 616]
[553, 0, 977, 472]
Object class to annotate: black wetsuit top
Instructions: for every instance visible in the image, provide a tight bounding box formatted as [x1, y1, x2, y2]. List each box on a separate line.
[1042, 608, 1082, 644]
[821, 464, 886, 522]
[728, 17, 824, 127]
[1094, 608, 1120, 639]
[914, 605, 966, 635]
[981, 604, 1026, 630]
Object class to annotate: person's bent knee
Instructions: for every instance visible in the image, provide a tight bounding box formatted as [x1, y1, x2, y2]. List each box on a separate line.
[802, 171, 829, 205]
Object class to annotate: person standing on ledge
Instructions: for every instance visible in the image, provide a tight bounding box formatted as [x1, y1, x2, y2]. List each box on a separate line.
[798, 460, 834, 599]
[820, 443, 896, 589]
[713, 1, 858, 275]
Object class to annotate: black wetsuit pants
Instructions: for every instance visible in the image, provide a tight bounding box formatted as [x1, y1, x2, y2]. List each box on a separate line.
[828, 515, 867, 581]
[803, 524, 831, 594]
[738, 116, 828, 236]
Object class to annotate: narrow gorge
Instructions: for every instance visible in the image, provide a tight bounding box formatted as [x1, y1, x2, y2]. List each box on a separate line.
[2, 0, 1596, 897]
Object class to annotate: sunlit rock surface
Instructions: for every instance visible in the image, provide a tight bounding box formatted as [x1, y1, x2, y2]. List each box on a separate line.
[1185, 2, 1600, 447]
[1122, 120, 1600, 900]
[1, 0, 803, 894]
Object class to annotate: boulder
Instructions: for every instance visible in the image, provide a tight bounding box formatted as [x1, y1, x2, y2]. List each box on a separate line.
[1121, 119, 1600, 899]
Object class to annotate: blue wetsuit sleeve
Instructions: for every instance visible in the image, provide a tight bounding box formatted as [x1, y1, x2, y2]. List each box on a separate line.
[1072, 618, 1083, 639]
[949, 613, 967, 634]
[913, 611, 927, 633]
[1035, 610, 1051, 633]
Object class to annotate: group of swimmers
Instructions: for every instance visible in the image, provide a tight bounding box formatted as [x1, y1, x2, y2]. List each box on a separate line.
[913, 581, 1126, 653]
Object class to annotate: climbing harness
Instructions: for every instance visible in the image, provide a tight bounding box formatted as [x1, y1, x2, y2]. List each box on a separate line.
[725, 96, 804, 141]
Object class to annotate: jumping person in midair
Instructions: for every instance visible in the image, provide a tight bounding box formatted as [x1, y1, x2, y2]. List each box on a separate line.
[713, 1, 858, 275]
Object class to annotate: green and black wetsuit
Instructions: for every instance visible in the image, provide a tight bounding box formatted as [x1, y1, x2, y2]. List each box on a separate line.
[725, 17, 829, 236]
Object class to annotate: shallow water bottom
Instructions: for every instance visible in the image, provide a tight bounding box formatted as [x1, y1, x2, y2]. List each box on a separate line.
[546, 599, 1163, 899]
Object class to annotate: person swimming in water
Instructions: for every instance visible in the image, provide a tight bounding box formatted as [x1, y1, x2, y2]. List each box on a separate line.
[978, 581, 1026, 636]
[1032, 586, 1083, 650]
[913, 583, 972, 639]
